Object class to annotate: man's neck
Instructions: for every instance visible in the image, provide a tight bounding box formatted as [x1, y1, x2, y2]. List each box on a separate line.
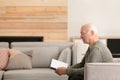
[89, 36, 99, 46]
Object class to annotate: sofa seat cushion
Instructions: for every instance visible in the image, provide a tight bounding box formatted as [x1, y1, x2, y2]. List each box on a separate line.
[32, 47, 59, 68]
[4, 68, 68, 80]
[0, 71, 4, 80]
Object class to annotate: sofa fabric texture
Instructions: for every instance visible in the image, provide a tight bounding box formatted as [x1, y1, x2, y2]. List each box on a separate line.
[4, 68, 68, 80]
[0, 71, 4, 80]
[0, 42, 9, 48]
[85, 63, 120, 80]
[32, 47, 59, 68]
[0, 42, 73, 80]
[58, 47, 71, 65]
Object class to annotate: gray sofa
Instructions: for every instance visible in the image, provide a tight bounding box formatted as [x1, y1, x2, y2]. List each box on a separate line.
[0, 42, 75, 80]
[2, 42, 119, 80]
[84, 63, 120, 80]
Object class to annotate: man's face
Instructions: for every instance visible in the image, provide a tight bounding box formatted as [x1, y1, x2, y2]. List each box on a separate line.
[80, 28, 90, 44]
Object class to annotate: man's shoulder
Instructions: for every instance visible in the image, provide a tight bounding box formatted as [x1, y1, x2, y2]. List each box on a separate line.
[91, 41, 110, 53]
[93, 41, 106, 48]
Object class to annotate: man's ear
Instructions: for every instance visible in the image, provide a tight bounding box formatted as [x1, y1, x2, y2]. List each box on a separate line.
[91, 30, 95, 35]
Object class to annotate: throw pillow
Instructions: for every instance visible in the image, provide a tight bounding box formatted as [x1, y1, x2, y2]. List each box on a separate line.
[58, 47, 71, 65]
[21, 50, 33, 57]
[32, 47, 59, 68]
[0, 48, 9, 70]
[9, 49, 21, 58]
[12, 47, 33, 57]
[6, 49, 32, 70]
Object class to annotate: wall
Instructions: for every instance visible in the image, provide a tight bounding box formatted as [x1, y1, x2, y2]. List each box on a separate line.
[0, 0, 67, 42]
[1, 0, 120, 41]
[68, 0, 120, 40]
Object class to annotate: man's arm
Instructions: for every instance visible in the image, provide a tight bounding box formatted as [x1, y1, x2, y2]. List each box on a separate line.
[67, 66, 84, 76]
[66, 57, 85, 76]
[55, 61, 85, 76]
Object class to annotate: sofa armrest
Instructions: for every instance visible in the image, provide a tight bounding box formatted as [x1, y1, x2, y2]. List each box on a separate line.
[84, 63, 120, 80]
[58, 47, 71, 65]
[0, 71, 4, 80]
[71, 44, 77, 65]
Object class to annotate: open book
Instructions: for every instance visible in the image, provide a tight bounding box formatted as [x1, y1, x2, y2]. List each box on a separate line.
[50, 59, 68, 70]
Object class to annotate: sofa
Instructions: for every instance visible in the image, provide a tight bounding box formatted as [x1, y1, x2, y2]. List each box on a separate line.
[0, 42, 76, 80]
[84, 62, 120, 80]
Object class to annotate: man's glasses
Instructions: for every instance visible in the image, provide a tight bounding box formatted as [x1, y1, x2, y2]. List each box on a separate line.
[81, 30, 89, 36]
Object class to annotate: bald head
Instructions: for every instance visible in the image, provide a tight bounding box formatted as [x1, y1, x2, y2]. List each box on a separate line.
[80, 23, 99, 45]
[81, 23, 98, 35]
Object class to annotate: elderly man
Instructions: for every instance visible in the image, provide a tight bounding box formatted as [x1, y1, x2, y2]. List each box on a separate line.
[55, 23, 113, 80]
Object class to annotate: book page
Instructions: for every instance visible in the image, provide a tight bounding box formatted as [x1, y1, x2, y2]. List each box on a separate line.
[50, 59, 68, 70]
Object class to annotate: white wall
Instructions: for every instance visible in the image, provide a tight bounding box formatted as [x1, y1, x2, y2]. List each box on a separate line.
[68, 0, 120, 40]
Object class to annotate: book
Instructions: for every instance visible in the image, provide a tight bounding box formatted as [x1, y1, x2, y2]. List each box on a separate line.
[50, 59, 68, 70]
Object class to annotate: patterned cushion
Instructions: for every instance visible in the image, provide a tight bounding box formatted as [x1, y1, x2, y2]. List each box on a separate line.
[0, 48, 9, 70]
[6, 49, 32, 70]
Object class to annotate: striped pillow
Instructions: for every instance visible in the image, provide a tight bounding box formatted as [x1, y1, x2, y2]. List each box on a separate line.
[0, 48, 9, 70]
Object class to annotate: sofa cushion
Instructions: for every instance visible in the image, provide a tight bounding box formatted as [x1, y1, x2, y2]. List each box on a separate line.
[58, 47, 71, 65]
[11, 48, 33, 57]
[11, 42, 73, 52]
[0, 42, 9, 48]
[32, 47, 59, 68]
[0, 71, 4, 80]
[0, 48, 9, 70]
[11, 42, 73, 68]
[4, 68, 68, 80]
[8, 49, 21, 58]
[85, 63, 120, 80]
[113, 58, 120, 62]
[6, 49, 32, 70]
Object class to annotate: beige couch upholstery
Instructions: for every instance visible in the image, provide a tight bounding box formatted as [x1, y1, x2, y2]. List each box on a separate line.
[85, 63, 120, 80]
[1, 42, 119, 80]
[0, 42, 75, 80]
[0, 42, 9, 48]
[0, 71, 4, 80]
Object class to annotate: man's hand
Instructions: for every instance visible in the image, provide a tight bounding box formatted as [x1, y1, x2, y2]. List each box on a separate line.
[55, 67, 67, 76]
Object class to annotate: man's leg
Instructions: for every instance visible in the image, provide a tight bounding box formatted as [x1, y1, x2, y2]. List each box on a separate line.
[68, 75, 84, 80]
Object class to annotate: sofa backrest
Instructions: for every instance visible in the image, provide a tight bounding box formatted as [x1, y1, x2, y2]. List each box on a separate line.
[11, 42, 73, 68]
[0, 42, 9, 48]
